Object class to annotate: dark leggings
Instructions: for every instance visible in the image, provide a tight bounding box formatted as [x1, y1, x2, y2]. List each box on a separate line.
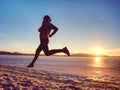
[31, 38, 63, 64]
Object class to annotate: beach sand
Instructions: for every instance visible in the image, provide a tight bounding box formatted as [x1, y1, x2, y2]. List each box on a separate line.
[0, 64, 120, 90]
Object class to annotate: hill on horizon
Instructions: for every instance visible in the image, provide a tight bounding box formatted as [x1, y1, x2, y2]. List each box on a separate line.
[71, 53, 108, 57]
[0, 51, 109, 57]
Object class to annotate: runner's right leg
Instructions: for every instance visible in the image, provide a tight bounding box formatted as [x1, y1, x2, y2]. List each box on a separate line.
[27, 44, 43, 67]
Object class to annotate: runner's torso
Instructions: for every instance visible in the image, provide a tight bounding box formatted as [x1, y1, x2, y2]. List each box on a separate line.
[39, 21, 58, 39]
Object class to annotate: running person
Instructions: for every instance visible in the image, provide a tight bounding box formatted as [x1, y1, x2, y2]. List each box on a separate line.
[27, 15, 70, 67]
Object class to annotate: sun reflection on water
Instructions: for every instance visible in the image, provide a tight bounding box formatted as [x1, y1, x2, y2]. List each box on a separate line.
[94, 57, 102, 67]
[90, 57, 103, 81]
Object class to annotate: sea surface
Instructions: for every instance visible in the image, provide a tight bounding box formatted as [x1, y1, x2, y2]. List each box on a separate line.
[0, 55, 120, 83]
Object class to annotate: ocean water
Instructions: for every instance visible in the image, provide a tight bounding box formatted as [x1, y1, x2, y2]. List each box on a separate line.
[0, 55, 120, 83]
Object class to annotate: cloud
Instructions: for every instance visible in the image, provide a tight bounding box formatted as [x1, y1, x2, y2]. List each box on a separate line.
[0, 32, 23, 46]
[0, 32, 34, 48]
[0, 32, 36, 53]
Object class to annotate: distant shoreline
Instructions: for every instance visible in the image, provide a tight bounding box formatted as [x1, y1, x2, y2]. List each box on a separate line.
[0, 51, 114, 57]
[1, 51, 120, 57]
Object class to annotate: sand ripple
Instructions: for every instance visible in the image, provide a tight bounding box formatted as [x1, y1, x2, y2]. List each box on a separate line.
[0, 64, 120, 90]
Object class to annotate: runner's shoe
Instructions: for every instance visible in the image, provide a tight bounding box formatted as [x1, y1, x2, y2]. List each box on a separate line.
[63, 47, 70, 56]
[27, 63, 34, 68]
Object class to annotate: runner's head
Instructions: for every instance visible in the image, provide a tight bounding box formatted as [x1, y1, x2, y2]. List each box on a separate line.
[43, 15, 51, 22]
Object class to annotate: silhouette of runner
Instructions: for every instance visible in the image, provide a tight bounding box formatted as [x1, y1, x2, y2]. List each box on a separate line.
[27, 15, 70, 67]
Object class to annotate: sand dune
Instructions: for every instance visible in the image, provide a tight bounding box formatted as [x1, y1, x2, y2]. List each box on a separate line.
[0, 64, 120, 90]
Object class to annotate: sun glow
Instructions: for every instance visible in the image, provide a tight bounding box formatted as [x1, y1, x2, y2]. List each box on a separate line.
[93, 48, 104, 56]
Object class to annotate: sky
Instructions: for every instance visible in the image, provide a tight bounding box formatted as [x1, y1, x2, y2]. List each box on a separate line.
[0, 0, 120, 56]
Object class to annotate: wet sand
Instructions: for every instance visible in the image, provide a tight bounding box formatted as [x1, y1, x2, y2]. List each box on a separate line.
[0, 64, 120, 90]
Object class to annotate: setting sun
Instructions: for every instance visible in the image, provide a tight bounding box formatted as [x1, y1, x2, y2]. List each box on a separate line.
[93, 48, 104, 55]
